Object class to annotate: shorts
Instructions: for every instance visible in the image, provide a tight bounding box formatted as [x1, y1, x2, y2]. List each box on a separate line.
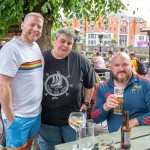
[3, 114, 41, 150]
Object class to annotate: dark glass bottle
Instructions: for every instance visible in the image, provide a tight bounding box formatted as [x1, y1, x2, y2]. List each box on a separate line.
[121, 110, 131, 149]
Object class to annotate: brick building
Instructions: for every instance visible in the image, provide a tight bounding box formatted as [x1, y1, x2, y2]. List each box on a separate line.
[65, 12, 148, 50]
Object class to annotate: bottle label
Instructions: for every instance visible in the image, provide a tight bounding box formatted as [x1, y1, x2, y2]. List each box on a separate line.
[124, 131, 131, 145]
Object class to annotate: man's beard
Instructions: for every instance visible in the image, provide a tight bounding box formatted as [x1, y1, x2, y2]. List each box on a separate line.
[111, 71, 131, 83]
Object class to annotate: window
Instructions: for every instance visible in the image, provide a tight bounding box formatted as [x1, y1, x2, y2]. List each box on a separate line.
[140, 22, 143, 30]
[123, 22, 126, 26]
[80, 19, 83, 24]
[91, 34, 94, 38]
[139, 36, 144, 40]
[119, 35, 127, 46]
[91, 25, 94, 31]
[109, 27, 111, 31]
[105, 24, 108, 30]
[103, 35, 107, 38]
[80, 26, 82, 32]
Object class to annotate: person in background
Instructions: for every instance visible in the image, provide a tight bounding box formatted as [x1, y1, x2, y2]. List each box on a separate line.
[120, 47, 128, 53]
[0, 12, 44, 150]
[106, 50, 113, 68]
[129, 52, 138, 72]
[38, 27, 96, 150]
[81, 51, 86, 57]
[91, 52, 150, 133]
[93, 51, 106, 74]
[90, 52, 95, 63]
[0, 41, 6, 49]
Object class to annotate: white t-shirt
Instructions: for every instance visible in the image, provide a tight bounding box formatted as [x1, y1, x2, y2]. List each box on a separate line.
[0, 37, 44, 118]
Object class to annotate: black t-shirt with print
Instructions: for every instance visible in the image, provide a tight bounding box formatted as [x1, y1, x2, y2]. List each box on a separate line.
[42, 50, 96, 126]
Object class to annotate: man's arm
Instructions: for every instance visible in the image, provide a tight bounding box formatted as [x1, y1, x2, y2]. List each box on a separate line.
[80, 87, 94, 111]
[0, 74, 14, 126]
[131, 80, 150, 127]
[91, 87, 110, 124]
[129, 118, 139, 128]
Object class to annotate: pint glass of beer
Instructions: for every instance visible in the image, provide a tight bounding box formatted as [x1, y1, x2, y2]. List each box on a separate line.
[114, 87, 124, 115]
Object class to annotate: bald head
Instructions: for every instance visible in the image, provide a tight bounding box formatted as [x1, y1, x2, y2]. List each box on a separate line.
[111, 52, 132, 66]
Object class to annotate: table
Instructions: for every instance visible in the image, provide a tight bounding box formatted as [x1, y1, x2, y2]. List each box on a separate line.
[55, 126, 150, 150]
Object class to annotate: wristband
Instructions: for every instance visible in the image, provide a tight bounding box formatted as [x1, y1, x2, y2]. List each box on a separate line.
[83, 102, 90, 107]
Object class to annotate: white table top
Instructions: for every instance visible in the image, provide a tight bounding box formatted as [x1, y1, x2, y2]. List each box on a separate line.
[55, 126, 150, 150]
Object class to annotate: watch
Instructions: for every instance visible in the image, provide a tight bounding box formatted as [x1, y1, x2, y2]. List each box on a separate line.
[83, 102, 90, 107]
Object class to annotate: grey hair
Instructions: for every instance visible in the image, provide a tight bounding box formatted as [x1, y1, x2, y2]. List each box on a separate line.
[56, 27, 76, 41]
[24, 12, 44, 22]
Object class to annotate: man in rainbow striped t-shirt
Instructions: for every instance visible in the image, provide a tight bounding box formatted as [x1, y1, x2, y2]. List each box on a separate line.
[0, 12, 44, 150]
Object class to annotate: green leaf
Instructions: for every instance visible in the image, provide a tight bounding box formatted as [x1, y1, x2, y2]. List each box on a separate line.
[0, 0, 127, 49]
[41, 5, 48, 13]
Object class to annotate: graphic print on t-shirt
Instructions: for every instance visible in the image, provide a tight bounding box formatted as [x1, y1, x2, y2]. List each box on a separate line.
[44, 71, 73, 100]
[19, 60, 42, 70]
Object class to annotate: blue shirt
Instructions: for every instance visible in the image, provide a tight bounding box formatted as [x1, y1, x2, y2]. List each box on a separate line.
[91, 74, 150, 132]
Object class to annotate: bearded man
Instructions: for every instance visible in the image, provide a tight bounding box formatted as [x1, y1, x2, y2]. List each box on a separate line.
[91, 52, 150, 132]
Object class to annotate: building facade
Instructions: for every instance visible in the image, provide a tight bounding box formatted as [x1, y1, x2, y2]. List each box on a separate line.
[66, 12, 148, 50]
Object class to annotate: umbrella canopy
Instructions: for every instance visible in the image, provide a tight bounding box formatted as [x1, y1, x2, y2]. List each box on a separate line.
[140, 27, 150, 66]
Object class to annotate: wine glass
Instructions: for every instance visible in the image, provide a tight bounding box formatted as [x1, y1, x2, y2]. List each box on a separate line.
[69, 112, 86, 150]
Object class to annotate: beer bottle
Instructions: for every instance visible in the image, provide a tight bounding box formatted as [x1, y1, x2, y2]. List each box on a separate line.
[121, 110, 131, 149]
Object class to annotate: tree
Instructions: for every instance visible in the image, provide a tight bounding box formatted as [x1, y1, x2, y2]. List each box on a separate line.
[0, 0, 126, 50]
[111, 39, 118, 46]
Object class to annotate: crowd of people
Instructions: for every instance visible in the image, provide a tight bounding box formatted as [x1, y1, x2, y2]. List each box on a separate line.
[0, 11, 150, 150]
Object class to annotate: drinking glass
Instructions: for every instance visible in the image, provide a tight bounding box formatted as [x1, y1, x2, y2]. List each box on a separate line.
[69, 112, 86, 150]
[80, 122, 95, 150]
[114, 87, 124, 115]
[98, 133, 115, 150]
